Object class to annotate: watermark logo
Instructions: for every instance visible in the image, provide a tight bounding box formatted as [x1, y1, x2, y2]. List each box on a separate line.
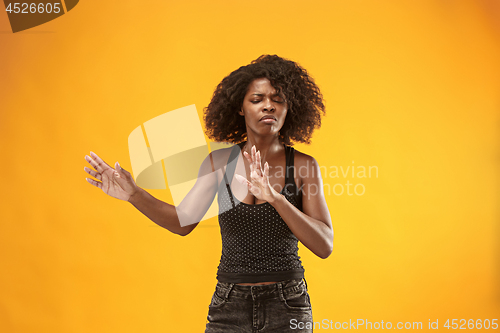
[128, 105, 379, 226]
[3, 0, 78, 33]
[127, 105, 235, 226]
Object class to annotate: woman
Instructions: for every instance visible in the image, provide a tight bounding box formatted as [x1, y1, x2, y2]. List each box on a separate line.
[85, 55, 333, 332]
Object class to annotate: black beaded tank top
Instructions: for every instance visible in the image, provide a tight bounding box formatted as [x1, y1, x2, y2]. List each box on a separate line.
[216, 143, 305, 283]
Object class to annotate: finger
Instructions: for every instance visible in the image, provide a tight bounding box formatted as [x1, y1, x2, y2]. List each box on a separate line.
[256, 149, 263, 175]
[90, 151, 112, 172]
[114, 162, 122, 178]
[90, 151, 106, 166]
[252, 145, 256, 166]
[115, 162, 133, 182]
[115, 162, 130, 175]
[251, 149, 261, 177]
[234, 174, 251, 188]
[255, 150, 263, 175]
[84, 167, 101, 181]
[85, 154, 108, 174]
[86, 177, 102, 189]
[85, 155, 101, 172]
[244, 150, 256, 175]
[263, 162, 272, 190]
[250, 169, 259, 181]
[242, 150, 252, 164]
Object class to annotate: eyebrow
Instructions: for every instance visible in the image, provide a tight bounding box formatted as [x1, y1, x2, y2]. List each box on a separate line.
[250, 93, 283, 97]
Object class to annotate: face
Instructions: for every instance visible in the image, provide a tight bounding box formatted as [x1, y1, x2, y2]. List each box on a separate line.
[239, 78, 287, 138]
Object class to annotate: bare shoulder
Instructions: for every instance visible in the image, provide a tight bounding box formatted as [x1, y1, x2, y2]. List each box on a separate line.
[292, 149, 322, 189]
[210, 145, 238, 170]
[293, 149, 320, 173]
[197, 145, 237, 176]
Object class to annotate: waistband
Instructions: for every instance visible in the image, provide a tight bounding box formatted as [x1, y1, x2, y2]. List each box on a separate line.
[214, 278, 308, 301]
[217, 269, 304, 284]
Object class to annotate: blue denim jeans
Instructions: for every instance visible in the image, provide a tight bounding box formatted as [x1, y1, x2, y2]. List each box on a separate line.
[205, 279, 313, 332]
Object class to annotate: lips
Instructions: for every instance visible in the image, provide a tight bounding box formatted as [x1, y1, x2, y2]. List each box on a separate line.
[260, 115, 277, 121]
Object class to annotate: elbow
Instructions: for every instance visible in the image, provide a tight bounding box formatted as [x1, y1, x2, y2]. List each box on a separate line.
[317, 229, 334, 259]
[173, 230, 190, 237]
[170, 224, 197, 237]
[317, 244, 333, 259]
[171, 228, 192, 237]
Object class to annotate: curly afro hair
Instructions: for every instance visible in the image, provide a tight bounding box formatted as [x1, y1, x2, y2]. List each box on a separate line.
[204, 54, 325, 145]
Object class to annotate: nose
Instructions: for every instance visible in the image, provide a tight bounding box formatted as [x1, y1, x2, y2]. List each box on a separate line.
[263, 98, 275, 112]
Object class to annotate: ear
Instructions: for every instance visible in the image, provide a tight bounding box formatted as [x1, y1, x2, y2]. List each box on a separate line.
[239, 108, 245, 116]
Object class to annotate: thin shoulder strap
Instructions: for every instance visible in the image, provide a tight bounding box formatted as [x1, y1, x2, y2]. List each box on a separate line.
[224, 143, 243, 184]
[223, 143, 243, 208]
[285, 145, 295, 186]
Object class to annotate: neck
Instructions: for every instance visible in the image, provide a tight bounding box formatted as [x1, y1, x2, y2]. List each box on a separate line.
[243, 135, 283, 162]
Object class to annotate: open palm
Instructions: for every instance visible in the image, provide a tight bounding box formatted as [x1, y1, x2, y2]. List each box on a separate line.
[84, 152, 137, 201]
[235, 145, 278, 203]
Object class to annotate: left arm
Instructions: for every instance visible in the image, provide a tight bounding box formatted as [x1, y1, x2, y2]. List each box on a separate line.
[236, 146, 333, 259]
[268, 159, 333, 258]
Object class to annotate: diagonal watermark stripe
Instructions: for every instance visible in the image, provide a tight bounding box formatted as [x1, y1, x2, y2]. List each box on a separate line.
[128, 105, 236, 226]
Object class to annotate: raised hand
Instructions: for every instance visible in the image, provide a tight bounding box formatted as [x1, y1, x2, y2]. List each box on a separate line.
[235, 145, 279, 203]
[84, 152, 138, 201]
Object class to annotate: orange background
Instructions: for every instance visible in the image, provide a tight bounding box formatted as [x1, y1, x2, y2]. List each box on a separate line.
[0, 1, 499, 332]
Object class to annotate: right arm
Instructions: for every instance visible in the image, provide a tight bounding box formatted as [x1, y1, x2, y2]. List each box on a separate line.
[85, 151, 219, 236]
